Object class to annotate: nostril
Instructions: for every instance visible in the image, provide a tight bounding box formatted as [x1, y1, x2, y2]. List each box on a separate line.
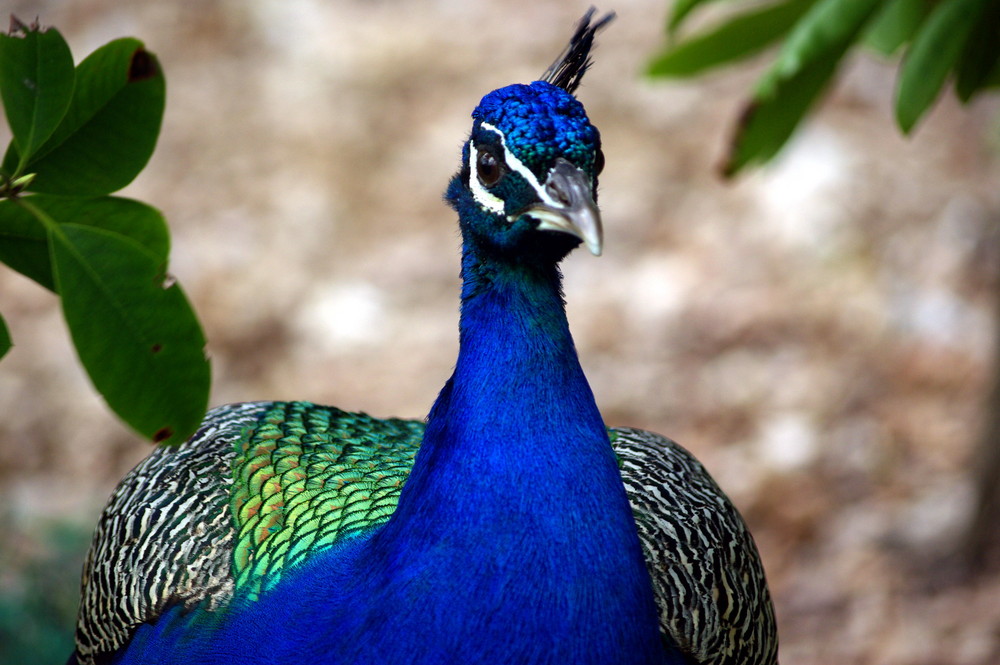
[547, 182, 571, 206]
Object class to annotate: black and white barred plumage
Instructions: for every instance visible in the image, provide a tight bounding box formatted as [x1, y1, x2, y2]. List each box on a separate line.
[615, 427, 778, 665]
[74, 403, 262, 665]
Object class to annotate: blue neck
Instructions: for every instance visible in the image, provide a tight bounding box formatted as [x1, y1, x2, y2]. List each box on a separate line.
[390, 252, 610, 537]
[368, 239, 668, 661]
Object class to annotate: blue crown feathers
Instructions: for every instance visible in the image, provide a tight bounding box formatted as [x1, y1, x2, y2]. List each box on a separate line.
[471, 82, 599, 177]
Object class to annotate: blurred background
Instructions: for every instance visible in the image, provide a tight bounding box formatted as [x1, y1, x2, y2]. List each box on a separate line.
[1, 1, 999, 663]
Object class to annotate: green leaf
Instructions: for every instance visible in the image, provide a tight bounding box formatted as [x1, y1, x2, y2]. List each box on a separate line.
[896, 0, 987, 133]
[985, 59, 1000, 89]
[51, 223, 209, 445]
[862, 0, 931, 57]
[723, 46, 843, 176]
[721, 0, 881, 175]
[954, 1, 1000, 102]
[0, 198, 49, 288]
[757, 0, 882, 97]
[649, 0, 818, 78]
[0, 19, 75, 169]
[0, 313, 10, 360]
[0, 195, 169, 291]
[668, 0, 729, 33]
[4, 38, 165, 195]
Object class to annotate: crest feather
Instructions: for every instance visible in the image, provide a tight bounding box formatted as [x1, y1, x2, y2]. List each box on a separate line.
[540, 8, 615, 94]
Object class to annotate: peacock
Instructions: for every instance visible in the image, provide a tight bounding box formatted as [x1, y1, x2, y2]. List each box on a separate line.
[68, 10, 777, 665]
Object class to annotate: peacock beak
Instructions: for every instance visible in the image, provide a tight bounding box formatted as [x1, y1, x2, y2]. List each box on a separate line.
[524, 158, 603, 256]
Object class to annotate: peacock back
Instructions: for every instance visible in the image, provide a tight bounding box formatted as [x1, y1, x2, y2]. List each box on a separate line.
[74, 401, 775, 665]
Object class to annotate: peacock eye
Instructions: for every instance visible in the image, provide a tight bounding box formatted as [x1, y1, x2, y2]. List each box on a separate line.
[593, 148, 605, 176]
[476, 148, 504, 187]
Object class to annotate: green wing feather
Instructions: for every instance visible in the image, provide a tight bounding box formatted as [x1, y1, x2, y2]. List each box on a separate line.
[229, 401, 424, 597]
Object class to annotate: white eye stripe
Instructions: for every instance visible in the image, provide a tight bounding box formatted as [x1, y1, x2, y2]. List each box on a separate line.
[479, 123, 562, 209]
[467, 140, 505, 214]
[474, 122, 563, 214]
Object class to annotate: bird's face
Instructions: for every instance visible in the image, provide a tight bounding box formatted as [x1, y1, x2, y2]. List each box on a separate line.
[448, 80, 604, 261]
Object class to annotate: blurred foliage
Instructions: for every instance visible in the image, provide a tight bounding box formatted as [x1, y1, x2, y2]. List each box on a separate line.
[0, 18, 209, 446]
[0, 516, 91, 665]
[649, 0, 1000, 175]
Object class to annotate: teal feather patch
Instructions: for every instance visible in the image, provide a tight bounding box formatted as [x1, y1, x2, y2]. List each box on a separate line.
[229, 402, 424, 597]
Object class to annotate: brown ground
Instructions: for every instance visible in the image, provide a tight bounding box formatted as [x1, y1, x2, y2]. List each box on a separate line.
[1, 1, 999, 663]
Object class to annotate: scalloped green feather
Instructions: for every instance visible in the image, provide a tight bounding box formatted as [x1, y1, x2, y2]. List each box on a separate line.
[229, 402, 423, 598]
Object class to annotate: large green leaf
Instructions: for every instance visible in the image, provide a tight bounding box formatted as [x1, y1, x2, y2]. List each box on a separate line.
[896, 0, 988, 133]
[757, 0, 881, 97]
[649, 0, 818, 78]
[723, 46, 843, 175]
[0, 313, 10, 360]
[954, 1, 1000, 102]
[50, 223, 209, 445]
[0, 19, 75, 170]
[668, 0, 731, 33]
[721, 0, 881, 176]
[0, 195, 169, 291]
[862, 0, 931, 57]
[4, 38, 164, 195]
[0, 198, 49, 288]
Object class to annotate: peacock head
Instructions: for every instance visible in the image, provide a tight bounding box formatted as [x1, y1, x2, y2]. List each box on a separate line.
[446, 10, 613, 263]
